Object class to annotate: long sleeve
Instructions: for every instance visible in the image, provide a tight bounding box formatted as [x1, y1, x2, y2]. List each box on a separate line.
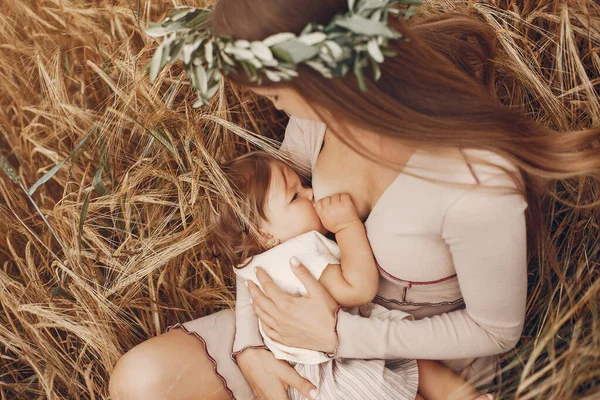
[333, 178, 528, 360]
[279, 117, 311, 170]
[231, 275, 267, 360]
[279, 116, 326, 174]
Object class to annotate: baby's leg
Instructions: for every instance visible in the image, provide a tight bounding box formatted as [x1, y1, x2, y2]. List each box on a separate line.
[416, 359, 492, 400]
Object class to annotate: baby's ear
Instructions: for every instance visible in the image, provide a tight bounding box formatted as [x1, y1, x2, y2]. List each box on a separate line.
[259, 230, 280, 248]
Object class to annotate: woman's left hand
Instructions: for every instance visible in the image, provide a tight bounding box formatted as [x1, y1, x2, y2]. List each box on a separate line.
[249, 257, 339, 353]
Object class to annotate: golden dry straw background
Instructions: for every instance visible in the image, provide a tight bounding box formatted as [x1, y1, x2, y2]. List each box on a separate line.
[0, 0, 598, 399]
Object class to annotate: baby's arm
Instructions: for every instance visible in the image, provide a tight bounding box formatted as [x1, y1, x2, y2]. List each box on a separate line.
[315, 193, 379, 307]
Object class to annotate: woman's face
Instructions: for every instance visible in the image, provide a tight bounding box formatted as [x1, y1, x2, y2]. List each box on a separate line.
[260, 161, 327, 245]
[251, 86, 321, 122]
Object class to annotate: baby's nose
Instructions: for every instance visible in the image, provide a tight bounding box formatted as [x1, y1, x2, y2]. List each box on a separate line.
[303, 186, 314, 201]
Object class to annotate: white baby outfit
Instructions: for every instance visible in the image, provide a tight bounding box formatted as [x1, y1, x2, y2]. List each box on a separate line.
[235, 231, 419, 400]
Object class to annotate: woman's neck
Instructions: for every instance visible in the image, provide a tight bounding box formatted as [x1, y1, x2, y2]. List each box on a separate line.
[317, 119, 416, 220]
[326, 119, 415, 170]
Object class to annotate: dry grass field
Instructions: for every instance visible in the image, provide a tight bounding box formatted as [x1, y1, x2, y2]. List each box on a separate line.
[0, 0, 598, 399]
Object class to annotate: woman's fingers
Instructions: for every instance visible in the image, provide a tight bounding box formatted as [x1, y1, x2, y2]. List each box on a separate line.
[253, 301, 280, 333]
[248, 280, 279, 317]
[283, 367, 318, 400]
[257, 384, 289, 400]
[261, 323, 282, 343]
[289, 257, 325, 297]
[255, 267, 288, 302]
[250, 262, 337, 352]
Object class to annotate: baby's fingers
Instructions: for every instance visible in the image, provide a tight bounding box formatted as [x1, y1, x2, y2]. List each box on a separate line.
[339, 193, 351, 202]
[314, 200, 324, 216]
[315, 197, 331, 213]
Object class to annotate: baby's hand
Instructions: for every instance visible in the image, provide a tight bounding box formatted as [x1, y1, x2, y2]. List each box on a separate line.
[315, 193, 360, 234]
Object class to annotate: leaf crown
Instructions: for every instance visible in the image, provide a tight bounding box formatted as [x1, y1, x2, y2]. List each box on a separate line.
[145, 0, 420, 107]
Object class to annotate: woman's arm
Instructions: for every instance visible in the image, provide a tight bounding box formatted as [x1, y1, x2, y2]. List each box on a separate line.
[249, 182, 528, 359]
[234, 276, 319, 400]
[236, 348, 318, 400]
[232, 276, 267, 358]
[279, 116, 320, 172]
[328, 185, 528, 359]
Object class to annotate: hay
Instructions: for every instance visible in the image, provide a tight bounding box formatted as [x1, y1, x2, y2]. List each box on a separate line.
[0, 0, 598, 398]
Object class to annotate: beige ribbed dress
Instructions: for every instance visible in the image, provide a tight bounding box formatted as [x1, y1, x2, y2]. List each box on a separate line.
[169, 117, 528, 399]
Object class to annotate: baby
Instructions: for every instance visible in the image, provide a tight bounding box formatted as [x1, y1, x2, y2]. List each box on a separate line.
[211, 151, 493, 400]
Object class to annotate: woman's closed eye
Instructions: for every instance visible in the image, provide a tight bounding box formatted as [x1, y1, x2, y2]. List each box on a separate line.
[291, 192, 298, 203]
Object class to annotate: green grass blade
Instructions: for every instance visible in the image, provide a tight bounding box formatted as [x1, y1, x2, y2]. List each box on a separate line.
[50, 286, 75, 301]
[64, 52, 72, 77]
[23, 182, 68, 254]
[0, 155, 20, 185]
[93, 167, 107, 195]
[78, 191, 90, 240]
[28, 127, 98, 196]
[144, 127, 186, 172]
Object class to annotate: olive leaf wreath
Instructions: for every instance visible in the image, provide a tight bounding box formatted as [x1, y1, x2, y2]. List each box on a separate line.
[145, 0, 421, 107]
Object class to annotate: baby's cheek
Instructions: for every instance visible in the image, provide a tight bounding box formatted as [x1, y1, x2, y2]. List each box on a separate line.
[309, 205, 322, 221]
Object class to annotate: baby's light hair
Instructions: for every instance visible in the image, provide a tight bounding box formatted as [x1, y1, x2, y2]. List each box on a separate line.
[209, 151, 305, 268]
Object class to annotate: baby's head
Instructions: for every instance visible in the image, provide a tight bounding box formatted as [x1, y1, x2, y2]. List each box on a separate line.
[210, 151, 326, 267]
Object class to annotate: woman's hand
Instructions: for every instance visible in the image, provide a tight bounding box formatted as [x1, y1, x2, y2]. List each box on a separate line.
[237, 348, 318, 400]
[248, 257, 339, 353]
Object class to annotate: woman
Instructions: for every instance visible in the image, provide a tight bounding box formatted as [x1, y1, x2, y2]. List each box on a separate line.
[109, 1, 600, 399]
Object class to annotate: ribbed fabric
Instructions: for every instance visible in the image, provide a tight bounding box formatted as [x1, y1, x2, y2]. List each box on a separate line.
[289, 358, 419, 400]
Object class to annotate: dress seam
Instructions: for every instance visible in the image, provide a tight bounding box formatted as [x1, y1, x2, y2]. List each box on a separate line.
[230, 345, 270, 364]
[375, 295, 464, 308]
[376, 261, 458, 285]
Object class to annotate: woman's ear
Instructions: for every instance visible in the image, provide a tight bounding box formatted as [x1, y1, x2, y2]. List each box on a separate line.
[259, 230, 280, 248]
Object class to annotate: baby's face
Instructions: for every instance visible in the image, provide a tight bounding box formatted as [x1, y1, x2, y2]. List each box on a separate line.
[260, 161, 327, 243]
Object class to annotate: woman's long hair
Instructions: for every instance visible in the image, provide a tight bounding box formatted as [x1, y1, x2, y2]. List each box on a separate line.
[212, 0, 600, 260]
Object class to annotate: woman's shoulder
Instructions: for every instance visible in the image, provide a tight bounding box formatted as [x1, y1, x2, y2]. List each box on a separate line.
[462, 148, 521, 182]
[401, 148, 526, 222]
[287, 116, 326, 132]
[431, 149, 528, 229]
[280, 117, 326, 171]
[281, 117, 326, 148]
[409, 147, 521, 188]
